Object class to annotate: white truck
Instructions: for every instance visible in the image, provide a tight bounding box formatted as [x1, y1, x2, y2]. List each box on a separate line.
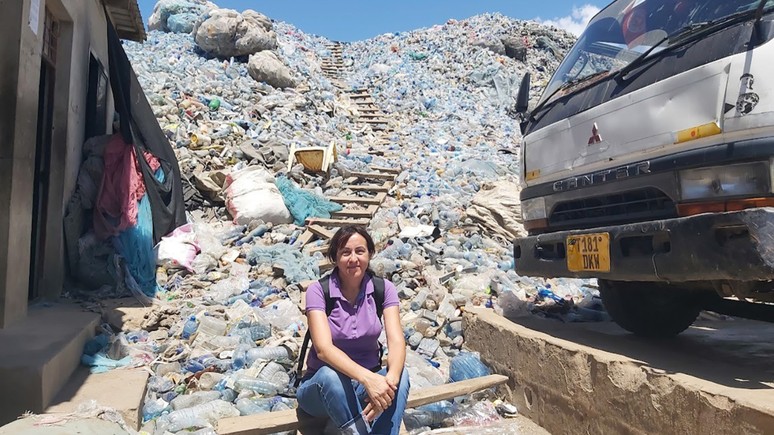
[514, 0, 774, 336]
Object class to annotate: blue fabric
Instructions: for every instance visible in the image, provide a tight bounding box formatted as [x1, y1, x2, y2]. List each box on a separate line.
[297, 366, 410, 435]
[115, 168, 165, 297]
[275, 176, 342, 226]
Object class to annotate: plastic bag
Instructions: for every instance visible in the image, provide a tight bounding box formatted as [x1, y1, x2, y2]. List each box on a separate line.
[155, 223, 200, 271]
[449, 400, 501, 427]
[224, 166, 292, 225]
[449, 351, 491, 382]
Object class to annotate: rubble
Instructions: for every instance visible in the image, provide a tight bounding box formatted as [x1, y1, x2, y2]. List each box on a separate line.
[50, 3, 613, 434]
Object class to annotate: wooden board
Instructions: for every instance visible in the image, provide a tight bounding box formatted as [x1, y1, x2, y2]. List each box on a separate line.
[319, 259, 334, 272]
[330, 205, 378, 219]
[350, 171, 395, 180]
[293, 230, 315, 248]
[305, 217, 370, 227]
[308, 225, 335, 240]
[327, 195, 384, 205]
[369, 165, 402, 174]
[307, 244, 330, 254]
[343, 182, 392, 192]
[217, 374, 509, 435]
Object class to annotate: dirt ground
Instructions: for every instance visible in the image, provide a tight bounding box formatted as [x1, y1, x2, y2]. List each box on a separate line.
[419, 415, 550, 434]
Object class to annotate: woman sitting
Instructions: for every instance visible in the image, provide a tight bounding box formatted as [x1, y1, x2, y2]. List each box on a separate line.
[297, 225, 410, 434]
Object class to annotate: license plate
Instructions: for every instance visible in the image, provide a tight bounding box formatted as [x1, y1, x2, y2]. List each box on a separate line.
[567, 233, 610, 272]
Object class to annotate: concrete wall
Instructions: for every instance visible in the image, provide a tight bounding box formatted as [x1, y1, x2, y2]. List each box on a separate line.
[463, 308, 774, 435]
[0, 0, 115, 327]
[0, 0, 41, 327]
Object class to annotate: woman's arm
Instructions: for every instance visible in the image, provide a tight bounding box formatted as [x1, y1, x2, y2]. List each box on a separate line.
[383, 305, 406, 384]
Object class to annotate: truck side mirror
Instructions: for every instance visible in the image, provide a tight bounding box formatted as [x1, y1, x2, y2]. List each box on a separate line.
[516, 72, 531, 114]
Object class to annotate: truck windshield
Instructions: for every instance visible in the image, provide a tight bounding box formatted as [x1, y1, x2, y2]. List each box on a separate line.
[539, 0, 773, 106]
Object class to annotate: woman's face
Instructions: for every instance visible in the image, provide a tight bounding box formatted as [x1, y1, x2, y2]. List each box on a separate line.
[336, 234, 371, 283]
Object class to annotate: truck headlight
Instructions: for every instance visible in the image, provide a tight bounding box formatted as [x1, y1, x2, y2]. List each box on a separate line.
[522, 197, 547, 221]
[679, 161, 770, 201]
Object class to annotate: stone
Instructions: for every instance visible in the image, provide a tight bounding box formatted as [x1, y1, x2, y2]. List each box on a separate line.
[247, 51, 297, 89]
[194, 9, 278, 58]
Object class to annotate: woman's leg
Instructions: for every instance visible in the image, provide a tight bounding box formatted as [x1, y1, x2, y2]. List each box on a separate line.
[296, 366, 370, 434]
[368, 367, 410, 435]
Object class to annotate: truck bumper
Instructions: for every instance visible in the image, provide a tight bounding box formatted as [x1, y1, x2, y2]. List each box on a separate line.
[513, 208, 774, 282]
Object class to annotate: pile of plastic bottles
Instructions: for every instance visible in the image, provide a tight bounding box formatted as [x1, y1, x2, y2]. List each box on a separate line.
[71, 3, 609, 433]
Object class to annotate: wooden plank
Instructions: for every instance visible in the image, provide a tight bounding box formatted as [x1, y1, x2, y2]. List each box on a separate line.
[330, 205, 377, 219]
[306, 217, 370, 227]
[327, 195, 384, 205]
[343, 182, 392, 192]
[293, 230, 315, 248]
[350, 171, 395, 181]
[319, 259, 334, 272]
[308, 224, 335, 239]
[218, 374, 509, 435]
[307, 243, 330, 254]
[407, 374, 508, 408]
[370, 165, 401, 174]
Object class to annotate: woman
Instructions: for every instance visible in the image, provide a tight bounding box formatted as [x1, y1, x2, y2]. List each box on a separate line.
[297, 225, 410, 434]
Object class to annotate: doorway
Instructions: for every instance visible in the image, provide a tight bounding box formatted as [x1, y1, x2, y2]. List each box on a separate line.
[29, 8, 59, 300]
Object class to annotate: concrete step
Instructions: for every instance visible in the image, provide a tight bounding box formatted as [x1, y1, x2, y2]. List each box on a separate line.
[46, 366, 149, 431]
[0, 304, 100, 425]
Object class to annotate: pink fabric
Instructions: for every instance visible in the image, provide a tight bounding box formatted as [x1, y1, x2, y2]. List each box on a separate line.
[94, 134, 161, 239]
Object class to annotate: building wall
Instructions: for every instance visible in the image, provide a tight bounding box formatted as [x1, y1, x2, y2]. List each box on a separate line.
[0, 0, 117, 327]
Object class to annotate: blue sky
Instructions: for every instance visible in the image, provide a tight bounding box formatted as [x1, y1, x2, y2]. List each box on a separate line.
[137, 1, 608, 41]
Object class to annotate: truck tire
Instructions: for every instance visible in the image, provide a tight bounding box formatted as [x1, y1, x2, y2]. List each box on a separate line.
[598, 280, 701, 337]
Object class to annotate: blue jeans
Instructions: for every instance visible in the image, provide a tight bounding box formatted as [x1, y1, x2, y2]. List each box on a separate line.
[297, 366, 410, 435]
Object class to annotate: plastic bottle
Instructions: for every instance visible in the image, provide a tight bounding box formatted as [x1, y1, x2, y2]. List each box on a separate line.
[236, 397, 274, 415]
[232, 344, 251, 369]
[246, 346, 291, 365]
[198, 315, 227, 336]
[236, 223, 271, 246]
[155, 400, 238, 433]
[411, 289, 429, 311]
[171, 390, 221, 411]
[234, 376, 284, 395]
[142, 396, 169, 422]
[182, 316, 198, 340]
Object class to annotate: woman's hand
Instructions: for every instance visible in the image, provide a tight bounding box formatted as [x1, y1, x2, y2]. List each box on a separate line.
[385, 370, 401, 390]
[361, 372, 396, 419]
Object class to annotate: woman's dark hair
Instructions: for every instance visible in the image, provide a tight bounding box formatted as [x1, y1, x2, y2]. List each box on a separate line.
[327, 225, 376, 262]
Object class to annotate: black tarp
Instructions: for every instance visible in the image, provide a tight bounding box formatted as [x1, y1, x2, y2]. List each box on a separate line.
[106, 16, 186, 243]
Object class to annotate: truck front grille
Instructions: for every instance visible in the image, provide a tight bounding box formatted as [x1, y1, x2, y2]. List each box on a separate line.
[548, 187, 677, 230]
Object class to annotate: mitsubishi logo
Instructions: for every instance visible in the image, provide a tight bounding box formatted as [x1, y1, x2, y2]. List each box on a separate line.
[588, 122, 602, 145]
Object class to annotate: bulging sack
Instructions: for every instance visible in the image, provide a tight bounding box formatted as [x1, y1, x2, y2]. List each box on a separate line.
[224, 166, 292, 225]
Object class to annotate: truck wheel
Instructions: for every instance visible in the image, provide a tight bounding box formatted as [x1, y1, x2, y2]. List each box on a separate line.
[598, 280, 701, 337]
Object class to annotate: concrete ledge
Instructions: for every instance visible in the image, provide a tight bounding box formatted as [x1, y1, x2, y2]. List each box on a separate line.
[0, 304, 100, 425]
[463, 307, 774, 435]
[46, 367, 149, 430]
[0, 416, 130, 434]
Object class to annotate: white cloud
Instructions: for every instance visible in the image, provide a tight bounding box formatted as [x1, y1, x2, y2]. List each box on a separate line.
[536, 4, 601, 36]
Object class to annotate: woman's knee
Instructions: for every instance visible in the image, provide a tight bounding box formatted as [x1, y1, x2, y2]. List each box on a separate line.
[313, 366, 351, 392]
[398, 367, 410, 391]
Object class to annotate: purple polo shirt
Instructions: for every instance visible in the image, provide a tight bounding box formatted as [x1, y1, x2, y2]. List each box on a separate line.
[305, 271, 399, 374]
